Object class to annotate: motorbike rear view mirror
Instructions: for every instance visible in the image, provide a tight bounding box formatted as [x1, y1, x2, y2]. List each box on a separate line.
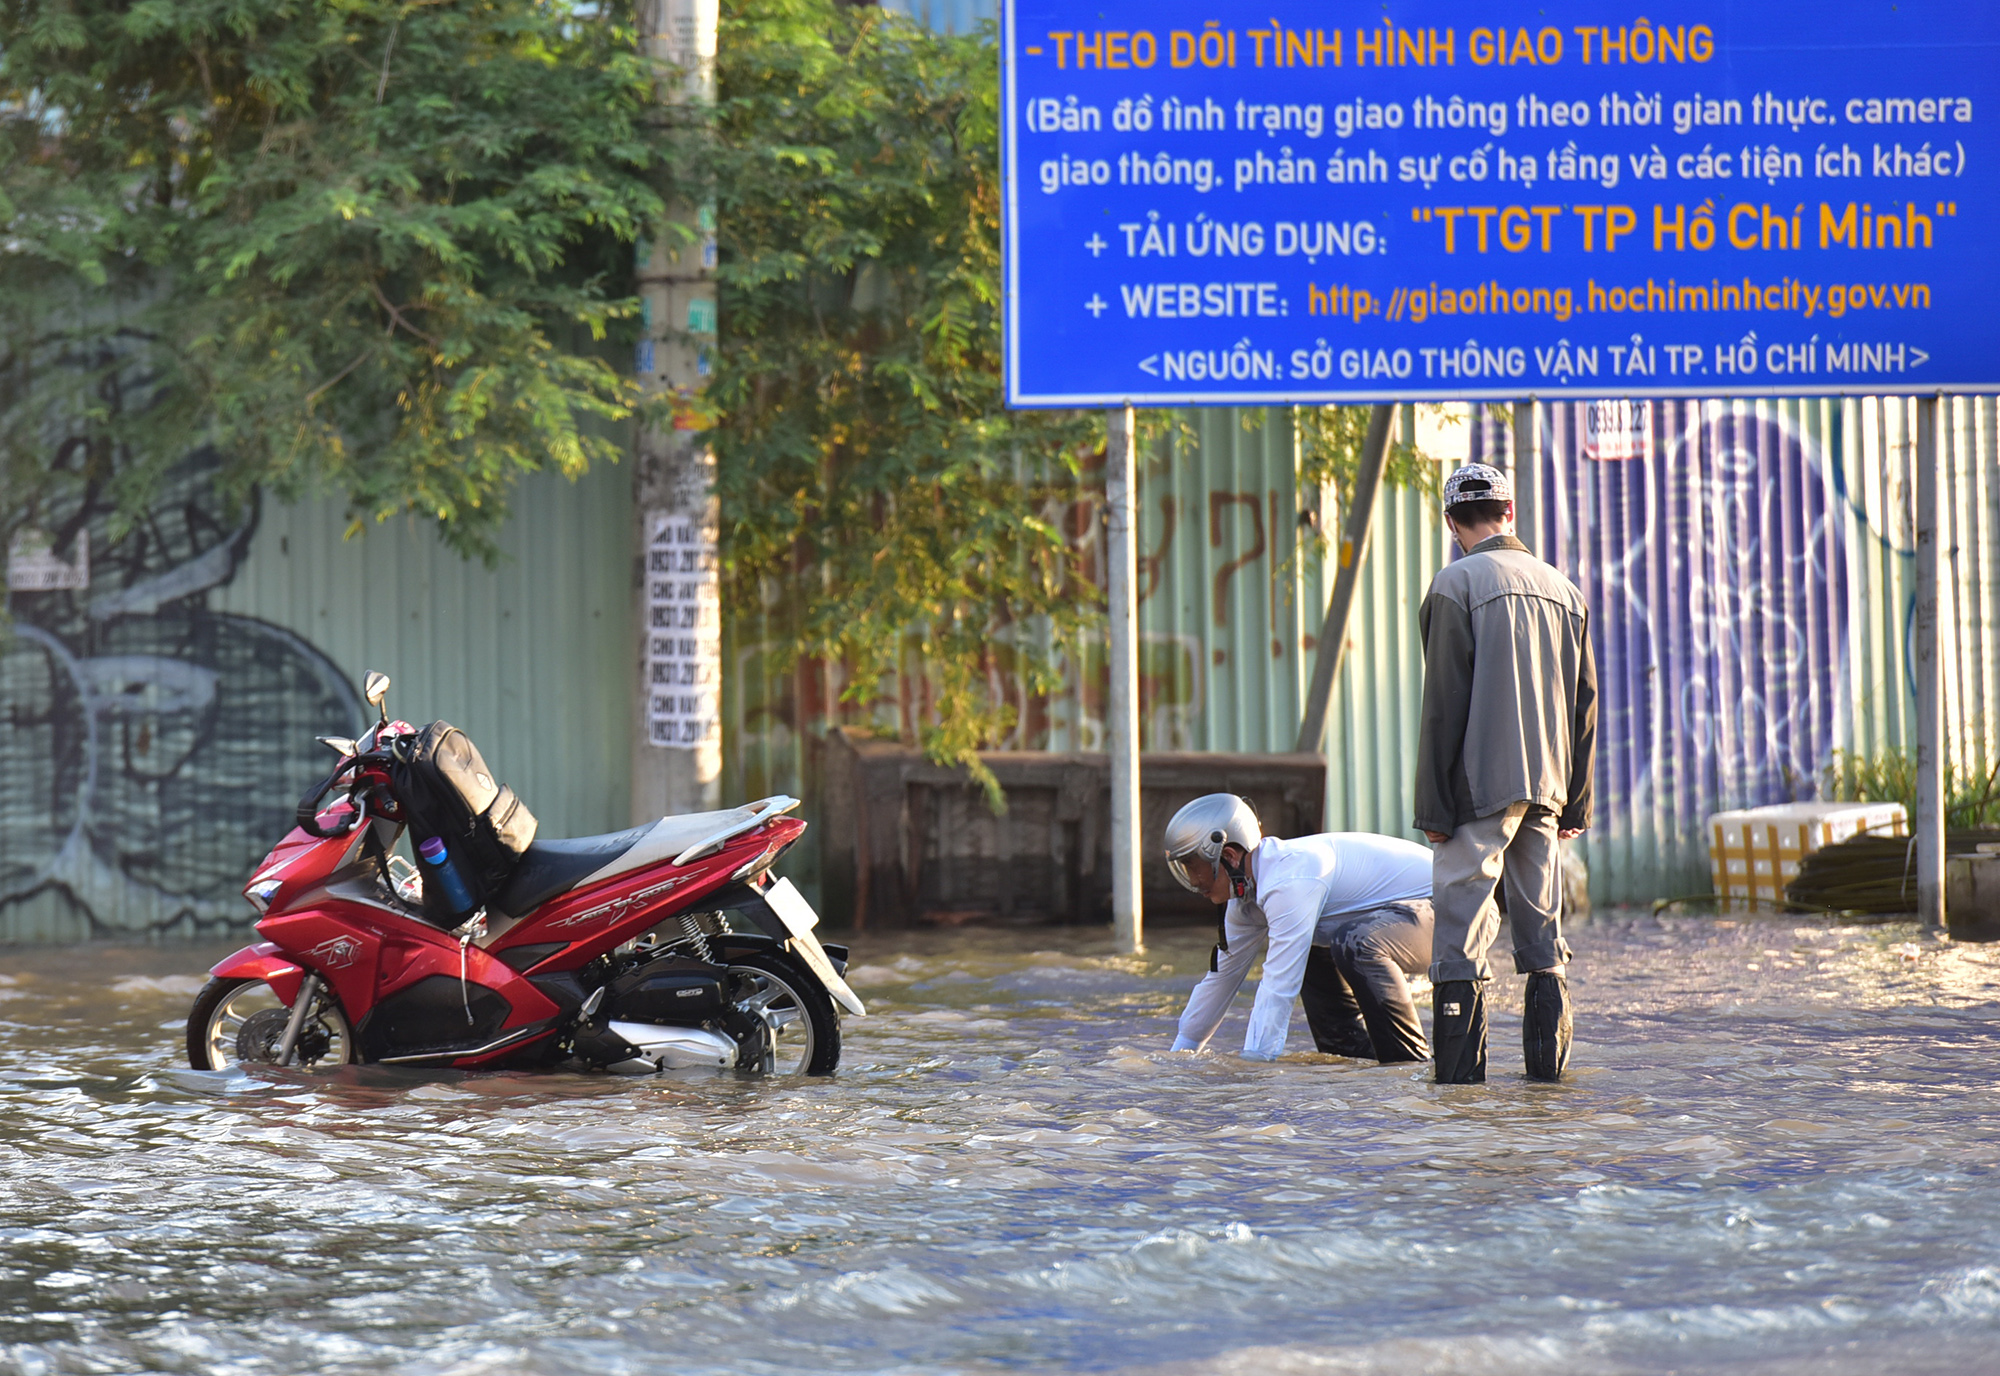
[362, 670, 391, 724]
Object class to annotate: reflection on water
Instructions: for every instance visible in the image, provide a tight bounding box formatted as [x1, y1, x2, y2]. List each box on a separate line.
[3, 911, 2000, 1374]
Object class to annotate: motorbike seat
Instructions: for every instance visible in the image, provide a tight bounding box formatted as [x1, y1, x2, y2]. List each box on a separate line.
[494, 806, 763, 918]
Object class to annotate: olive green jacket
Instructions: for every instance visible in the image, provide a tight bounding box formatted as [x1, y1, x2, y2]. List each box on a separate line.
[1413, 535, 1598, 837]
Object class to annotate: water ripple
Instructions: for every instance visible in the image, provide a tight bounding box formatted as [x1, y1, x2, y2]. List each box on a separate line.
[1, 912, 1997, 1373]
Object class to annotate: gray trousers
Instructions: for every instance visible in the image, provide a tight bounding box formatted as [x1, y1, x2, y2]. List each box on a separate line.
[1430, 803, 1572, 983]
[1300, 901, 1433, 1063]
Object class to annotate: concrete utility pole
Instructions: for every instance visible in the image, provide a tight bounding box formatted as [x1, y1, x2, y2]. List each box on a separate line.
[1915, 394, 1944, 929]
[633, 0, 722, 822]
[1106, 406, 1143, 953]
[1295, 403, 1395, 755]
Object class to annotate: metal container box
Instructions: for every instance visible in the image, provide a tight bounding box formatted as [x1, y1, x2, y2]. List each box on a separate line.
[1708, 802, 1907, 905]
[818, 730, 1324, 928]
[1947, 850, 2000, 942]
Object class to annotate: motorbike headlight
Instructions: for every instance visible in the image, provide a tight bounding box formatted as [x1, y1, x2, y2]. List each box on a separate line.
[245, 878, 284, 913]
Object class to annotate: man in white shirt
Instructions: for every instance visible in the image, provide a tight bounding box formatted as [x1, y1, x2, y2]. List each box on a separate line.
[1164, 794, 1435, 1064]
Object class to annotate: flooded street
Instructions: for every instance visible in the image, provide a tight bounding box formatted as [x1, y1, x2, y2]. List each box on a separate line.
[4, 911, 2000, 1374]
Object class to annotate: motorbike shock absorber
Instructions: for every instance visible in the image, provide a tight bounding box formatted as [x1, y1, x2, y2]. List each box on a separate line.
[679, 913, 714, 964]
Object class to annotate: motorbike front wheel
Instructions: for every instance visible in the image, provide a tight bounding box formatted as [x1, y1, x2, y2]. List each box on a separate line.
[187, 977, 356, 1071]
[727, 951, 840, 1076]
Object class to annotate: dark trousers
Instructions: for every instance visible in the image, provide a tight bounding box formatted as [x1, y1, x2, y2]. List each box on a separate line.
[1299, 902, 1433, 1064]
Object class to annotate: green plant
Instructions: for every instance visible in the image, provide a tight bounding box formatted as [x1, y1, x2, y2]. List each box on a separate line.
[709, 0, 1100, 803]
[2, 0, 660, 559]
[1824, 742, 2000, 828]
[1291, 404, 1442, 511]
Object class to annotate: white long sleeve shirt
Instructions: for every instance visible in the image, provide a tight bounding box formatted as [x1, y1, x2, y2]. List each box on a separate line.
[1171, 832, 1433, 1060]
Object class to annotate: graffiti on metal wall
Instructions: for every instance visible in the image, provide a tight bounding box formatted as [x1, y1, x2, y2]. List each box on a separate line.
[3, 448, 364, 936]
[1514, 403, 1853, 829]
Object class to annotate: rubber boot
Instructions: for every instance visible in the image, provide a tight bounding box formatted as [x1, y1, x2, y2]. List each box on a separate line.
[1431, 980, 1486, 1084]
[1522, 970, 1573, 1082]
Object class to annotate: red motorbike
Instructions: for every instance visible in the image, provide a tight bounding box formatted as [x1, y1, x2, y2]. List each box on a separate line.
[186, 672, 864, 1076]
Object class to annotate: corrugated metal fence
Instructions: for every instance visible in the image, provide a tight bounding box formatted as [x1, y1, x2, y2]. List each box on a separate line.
[2, 461, 633, 941]
[16, 0, 1987, 939]
[210, 468, 636, 843]
[6, 394, 1991, 939]
[722, 407, 1335, 905]
[732, 393, 1998, 912]
[1460, 396, 1998, 902]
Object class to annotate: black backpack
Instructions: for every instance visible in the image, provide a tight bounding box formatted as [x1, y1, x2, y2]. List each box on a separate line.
[390, 721, 538, 923]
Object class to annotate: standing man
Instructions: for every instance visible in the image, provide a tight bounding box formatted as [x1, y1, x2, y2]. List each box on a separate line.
[1415, 464, 1597, 1084]
[1164, 794, 1436, 1065]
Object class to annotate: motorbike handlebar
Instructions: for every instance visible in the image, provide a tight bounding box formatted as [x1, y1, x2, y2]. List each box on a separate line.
[295, 764, 360, 838]
[295, 753, 394, 838]
[296, 738, 405, 838]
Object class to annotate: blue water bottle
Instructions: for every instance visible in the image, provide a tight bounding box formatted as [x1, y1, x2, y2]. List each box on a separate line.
[417, 836, 476, 916]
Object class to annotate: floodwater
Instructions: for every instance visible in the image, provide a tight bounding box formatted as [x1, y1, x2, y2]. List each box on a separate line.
[4, 912, 2000, 1375]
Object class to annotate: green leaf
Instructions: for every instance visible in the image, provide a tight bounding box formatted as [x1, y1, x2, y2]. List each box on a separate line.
[708, 0, 1099, 787]
[3, 0, 660, 559]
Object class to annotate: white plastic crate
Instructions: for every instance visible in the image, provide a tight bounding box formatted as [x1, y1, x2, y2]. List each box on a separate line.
[1708, 801, 1908, 903]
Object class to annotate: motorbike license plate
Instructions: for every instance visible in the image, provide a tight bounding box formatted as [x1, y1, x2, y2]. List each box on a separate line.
[763, 879, 867, 1018]
[764, 877, 820, 936]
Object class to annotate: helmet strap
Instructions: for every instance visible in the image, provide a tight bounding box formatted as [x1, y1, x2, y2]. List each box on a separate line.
[1221, 849, 1249, 900]
[1211, 849, 1250, 963]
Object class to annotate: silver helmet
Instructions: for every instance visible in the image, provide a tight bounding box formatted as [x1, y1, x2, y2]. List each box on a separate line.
[1163, 794, 1262, 894]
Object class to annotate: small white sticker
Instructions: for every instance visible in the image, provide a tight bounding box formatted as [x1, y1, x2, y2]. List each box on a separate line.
[7, 529, 88, 591]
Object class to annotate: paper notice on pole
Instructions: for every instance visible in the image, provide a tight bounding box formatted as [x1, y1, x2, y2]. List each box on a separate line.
[1583, 401, 1653, 462]
[7, 530, 89, 591]
[643, 509, 720, 752]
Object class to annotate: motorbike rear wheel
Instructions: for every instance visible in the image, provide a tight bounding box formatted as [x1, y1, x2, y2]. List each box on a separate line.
[727, 951, 840, 1076]
[187, 977, 356, 1071]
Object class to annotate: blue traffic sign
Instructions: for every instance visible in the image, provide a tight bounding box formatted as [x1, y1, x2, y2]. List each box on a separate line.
[1000, 2, 2000, 404]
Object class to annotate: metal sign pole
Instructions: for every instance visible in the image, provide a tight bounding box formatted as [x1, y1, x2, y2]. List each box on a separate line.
[1107, 405, 1143, 953]
[1915, 394, 1945, 930]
